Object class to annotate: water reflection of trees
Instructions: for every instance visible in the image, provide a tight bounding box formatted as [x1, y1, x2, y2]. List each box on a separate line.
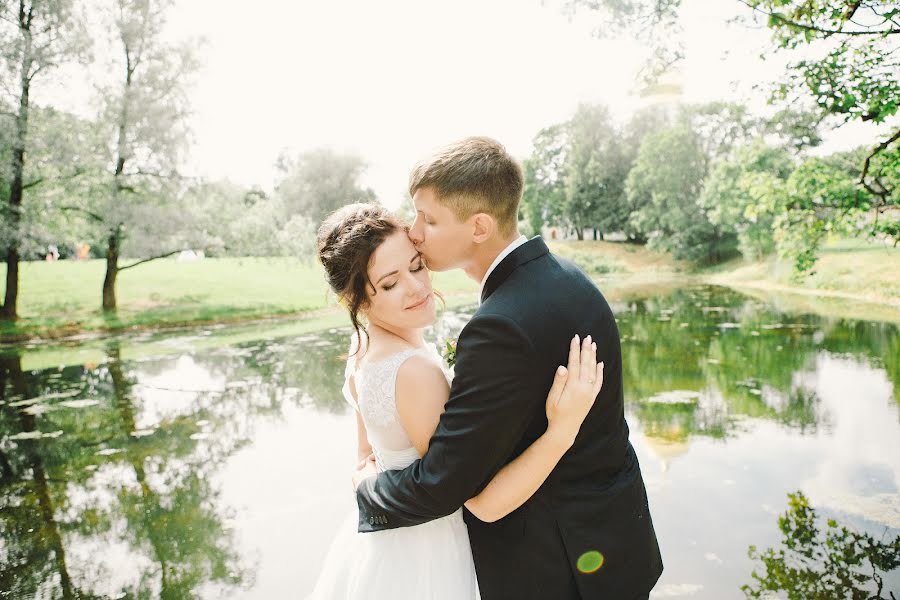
[0, 345, 252, 599]
[617, 287, 900, 442]
[743, 491, 900, 599]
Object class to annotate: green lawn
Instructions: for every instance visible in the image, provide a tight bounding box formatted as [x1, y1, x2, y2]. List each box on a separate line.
[708, 237, 900, 305]
[0, 257, 477, 340]
[1, 238, 896, 342]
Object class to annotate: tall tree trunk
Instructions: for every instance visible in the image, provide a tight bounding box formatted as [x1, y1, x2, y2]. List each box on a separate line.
[102, 229, 120, 311]
[1, 6, 34, 321]
[102, 46, 133, 314]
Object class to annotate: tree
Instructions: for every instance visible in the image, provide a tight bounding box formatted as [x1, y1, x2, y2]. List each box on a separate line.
[521, 124, 567, 235]
[563, 0, 899, 270]
[91, 0, 199, 312]
[699, 140, 795, 260]
[775, 149, 874, 273]
[616, 106, 674, 242]
[563, 103, 629, 239]
[274, 148, 376, 225]
[558, 0, 683, 83]
[626, 125, 737, 262]
[742, 0, 900, 235]
[17, 106, 108, 260]
[178, 180, 317, 259]
[0, 0, 87, 320]
[678, 102, 759, 162]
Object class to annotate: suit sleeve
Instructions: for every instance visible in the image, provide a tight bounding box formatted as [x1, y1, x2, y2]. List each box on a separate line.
[355, 313, 546, 532]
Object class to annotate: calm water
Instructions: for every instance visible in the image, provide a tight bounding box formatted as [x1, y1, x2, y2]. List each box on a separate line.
[1, 286, 898, 599]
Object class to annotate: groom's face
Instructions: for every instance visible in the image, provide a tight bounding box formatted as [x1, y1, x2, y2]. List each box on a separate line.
[409, 187, 472, 272]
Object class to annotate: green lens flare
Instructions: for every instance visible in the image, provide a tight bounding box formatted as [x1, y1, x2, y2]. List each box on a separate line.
[576, 550, 605, 574]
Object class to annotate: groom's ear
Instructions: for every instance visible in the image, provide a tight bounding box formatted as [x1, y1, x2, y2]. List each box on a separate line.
[470, 213, 496, 244]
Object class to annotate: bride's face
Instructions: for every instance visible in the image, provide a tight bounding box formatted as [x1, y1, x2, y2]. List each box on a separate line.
[363, 230, 436, 330]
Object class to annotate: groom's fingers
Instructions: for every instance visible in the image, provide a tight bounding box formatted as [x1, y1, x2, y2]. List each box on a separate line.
[567, 334, 581, 382]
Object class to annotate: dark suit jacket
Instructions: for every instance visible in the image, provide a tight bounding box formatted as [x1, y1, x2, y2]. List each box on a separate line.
[356, 237, 663, 599]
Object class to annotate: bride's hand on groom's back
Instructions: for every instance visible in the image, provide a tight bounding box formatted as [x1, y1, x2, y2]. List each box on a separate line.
[544, 334, 604, 447]
[352, 453, 377, 491]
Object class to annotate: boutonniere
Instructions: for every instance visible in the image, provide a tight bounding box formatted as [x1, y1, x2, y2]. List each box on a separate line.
[441, 338, 457, 368]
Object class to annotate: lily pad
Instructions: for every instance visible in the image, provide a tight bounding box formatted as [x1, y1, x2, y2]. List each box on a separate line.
[9, 430, 64, 441]
[59, 399, 101, 409]
[644, 390, 701, 405]
[96, 448, 123, 456]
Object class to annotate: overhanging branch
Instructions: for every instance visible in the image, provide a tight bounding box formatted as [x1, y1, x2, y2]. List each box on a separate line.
[118, 249, 183, 272]
[60, 206, 106, 224]
[736, 0, 900, 36]
[859, 127, 900, 199]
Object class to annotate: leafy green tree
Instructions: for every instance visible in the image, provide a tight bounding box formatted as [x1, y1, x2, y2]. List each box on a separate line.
[563, 0, 898, 269]
[627, 125, 737, 262]
[274, 148, 376, 225]
[17, 106, 108, 259]
[618, 106, 674, 242]
[90, 0, 200, 313]
[179, 180, 316, 259]
[763, 107, 824, 153]
[741, 0, 900, 243]
[563, 103, 629, 239]
[699, 140, 795, 260]
[0, 0, 87, 320]
[744, 491, 900, 599]
[521, 124, 567, 235]
[678, 102, 759, 162]
[775, 149, 874, 273]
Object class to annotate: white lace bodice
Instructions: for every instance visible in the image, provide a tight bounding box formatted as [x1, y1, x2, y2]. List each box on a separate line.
[341, 335, 448, 471]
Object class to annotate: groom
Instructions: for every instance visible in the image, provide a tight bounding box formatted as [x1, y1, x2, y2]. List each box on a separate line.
[353, 137, 662, 599]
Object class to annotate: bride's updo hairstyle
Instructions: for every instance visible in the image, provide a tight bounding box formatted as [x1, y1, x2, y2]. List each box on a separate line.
[317, 203, 406, 353]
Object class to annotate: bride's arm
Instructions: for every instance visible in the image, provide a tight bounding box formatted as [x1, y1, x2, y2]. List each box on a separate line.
[347, 375, 373, 462]
[395, 335, 603, 524]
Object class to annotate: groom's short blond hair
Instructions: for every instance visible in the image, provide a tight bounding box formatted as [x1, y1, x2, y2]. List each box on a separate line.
[408, 136, 523, 237]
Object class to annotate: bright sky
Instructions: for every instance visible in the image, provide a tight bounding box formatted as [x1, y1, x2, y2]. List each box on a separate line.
[42, 0, 884, 208]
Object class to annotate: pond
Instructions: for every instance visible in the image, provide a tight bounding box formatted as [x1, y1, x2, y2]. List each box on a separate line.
[1, 285, 898, 599]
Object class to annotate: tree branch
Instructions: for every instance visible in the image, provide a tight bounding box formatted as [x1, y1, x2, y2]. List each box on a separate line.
[736, 0, 900, 36]
[21, 177, 43, 190]
[859, 127, 900, 199]
[843, 1, 862, 22]
[118, 249, 183, 271]
[60, 205, 106, 224]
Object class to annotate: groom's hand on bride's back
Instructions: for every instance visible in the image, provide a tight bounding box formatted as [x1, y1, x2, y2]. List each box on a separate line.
[352, 453, 378, 491]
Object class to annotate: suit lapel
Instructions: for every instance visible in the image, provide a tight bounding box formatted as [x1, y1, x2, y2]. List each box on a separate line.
[480, 236, 549, 304]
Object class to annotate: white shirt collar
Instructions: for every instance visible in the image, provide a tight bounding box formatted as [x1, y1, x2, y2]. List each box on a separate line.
[479, 235, 528, 303]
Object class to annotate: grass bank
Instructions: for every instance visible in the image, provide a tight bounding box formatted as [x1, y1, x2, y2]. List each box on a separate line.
[1, 237, 896, 344]
[704, 238, 900, 310]
[0, 257, 477, 343]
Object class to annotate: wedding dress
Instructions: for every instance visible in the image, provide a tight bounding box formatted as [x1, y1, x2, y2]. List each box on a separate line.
[306, 339, 480, 599]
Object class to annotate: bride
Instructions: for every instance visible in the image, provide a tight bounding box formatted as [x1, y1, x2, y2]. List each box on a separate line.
[308, 203, 604, 599]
